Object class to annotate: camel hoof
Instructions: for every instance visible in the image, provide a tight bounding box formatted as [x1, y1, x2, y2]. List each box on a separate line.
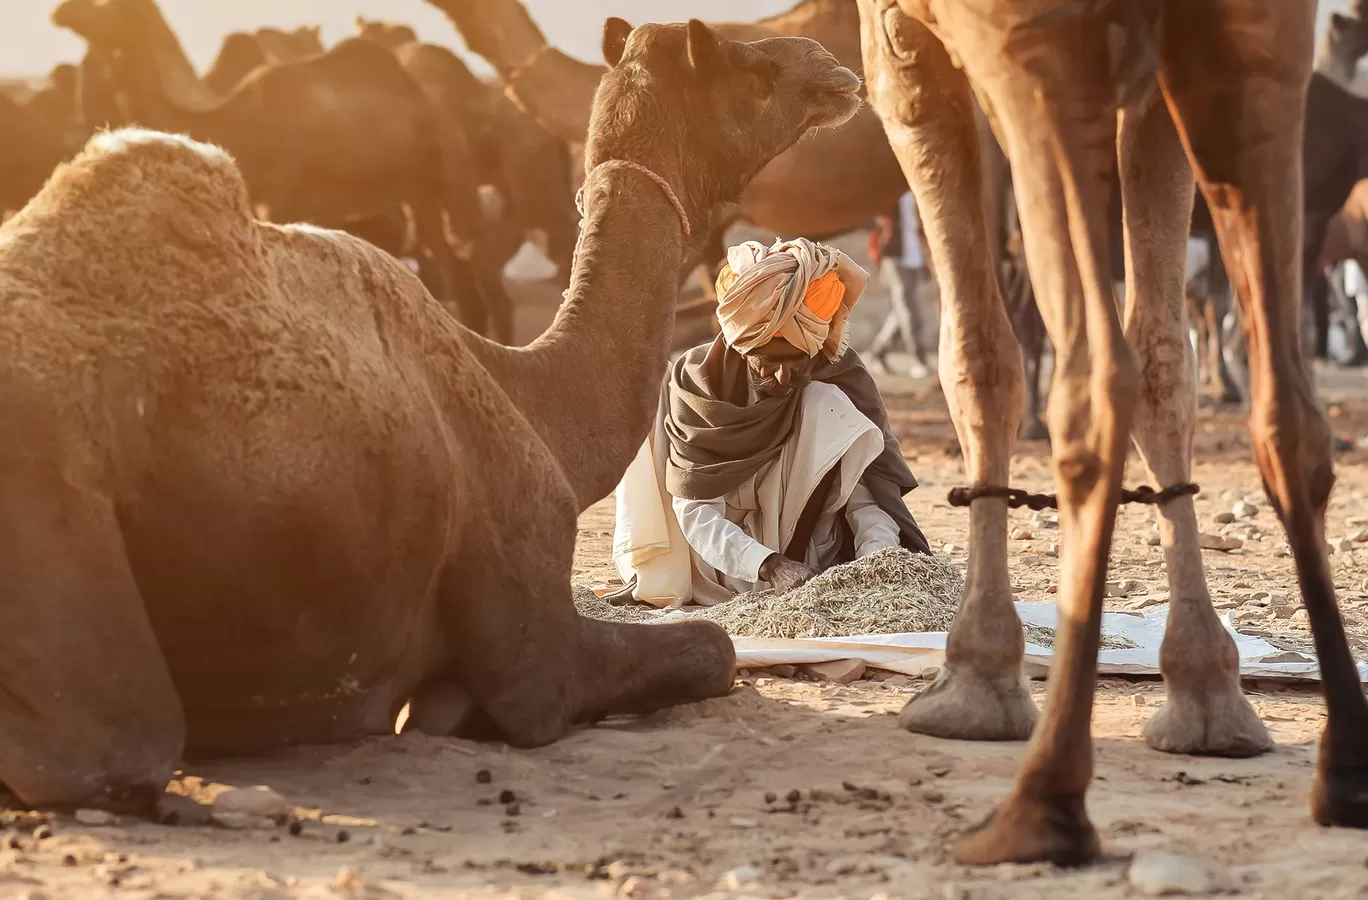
[953, 793, 1100, 866]
[1018, 419, 1050, 442]
[1312, 761, 1368, 828]
[1142, 686, 1272, 758]
[898, 666, 1037, 741]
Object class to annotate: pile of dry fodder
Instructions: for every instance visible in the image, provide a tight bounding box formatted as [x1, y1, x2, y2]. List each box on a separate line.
[574, 547, 963, 639]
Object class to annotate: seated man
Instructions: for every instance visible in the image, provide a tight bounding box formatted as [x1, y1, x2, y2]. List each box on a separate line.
[613, 237, 930, 606]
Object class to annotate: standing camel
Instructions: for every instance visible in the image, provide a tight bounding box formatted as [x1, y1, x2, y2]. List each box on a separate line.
[54, 0, 515, 342]
[859, 0, 1367, 865]
[0, 18, 860, 811]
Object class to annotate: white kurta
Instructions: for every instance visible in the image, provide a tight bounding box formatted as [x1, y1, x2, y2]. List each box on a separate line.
[613, 381, 896, 607]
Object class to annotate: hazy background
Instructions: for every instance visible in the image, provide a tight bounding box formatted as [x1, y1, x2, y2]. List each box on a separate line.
[1, 0, 1355, 77]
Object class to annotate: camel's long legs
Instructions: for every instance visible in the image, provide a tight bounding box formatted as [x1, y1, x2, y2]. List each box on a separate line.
[1160, 0, 1368, 828]
[1116, 85, 1273, 757]
[933, 5, 1137, 867]
[858, 0, 1036, 742]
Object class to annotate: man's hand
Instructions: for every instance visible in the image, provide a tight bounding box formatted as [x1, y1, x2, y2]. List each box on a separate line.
[759, 553, 819, 593]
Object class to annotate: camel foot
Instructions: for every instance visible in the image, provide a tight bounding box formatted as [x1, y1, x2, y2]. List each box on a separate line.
[954, 792, 1100, 866]
[1018, 417, 1050, 442]
[898, 666, 1037, 741]
[406, 681, 479, 736]
[1312, 761, 1368, 829]
[1142, 684, 1272, 757]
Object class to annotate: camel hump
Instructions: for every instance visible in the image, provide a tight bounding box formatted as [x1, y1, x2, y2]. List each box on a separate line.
[4, 128, 261, 295]
[27, 128, 256, 237]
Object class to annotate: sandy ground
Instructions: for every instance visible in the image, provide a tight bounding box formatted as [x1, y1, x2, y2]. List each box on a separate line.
[7, 364, 1368, 899]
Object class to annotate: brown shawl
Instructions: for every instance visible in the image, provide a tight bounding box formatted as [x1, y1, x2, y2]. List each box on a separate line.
[663, 335, 931, 557]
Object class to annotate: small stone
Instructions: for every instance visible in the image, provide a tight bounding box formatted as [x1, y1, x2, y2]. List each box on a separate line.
[73, 809, 117, 826]
[288, 820, 303, 836]
[498, 789, 516, 805]
[1046, 542, 1060, 557]
[1233, 501, 1258, 519]
[1211, 512, 1236, 525]
[1132, 694, 1147, 707]
[764, 791, 777, 804]
[1010, 527, 1033, 540]
[729, 817, 759, 828]
[786, 789, 802, 803]
[17, 892, 49, 900]
[619, 875, 648, 896]
[1146, 532, 1162, 546]
[475, 769, 492, 784]
[1105, 582, 1131, 598]
[801, 658, 866, 684]
[1046, 584, 1058, 594]
[32, 825, 51, 841]
[2, 830, 19, 849]
[664, 806, 684, 819]
[1356, 529, 1368, 544]
[504, 803, 521, 817]
[1290, 609, 1310, 626]
[1128, 850, 1214, 895]
[1199, 533, 1240, 552]
[721, 865, 764, 890]
[767, 664, 797, 678]
[1020, 555, 1042, 566]
[942, 543, 961, 554]
[212, 786, 290, 821]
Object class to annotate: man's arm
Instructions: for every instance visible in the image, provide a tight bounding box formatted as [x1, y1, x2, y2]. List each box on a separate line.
[672, 496, 777, 583]
[846, 482, 901, 558]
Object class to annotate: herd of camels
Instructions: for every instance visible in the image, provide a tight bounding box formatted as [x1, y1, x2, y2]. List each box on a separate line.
[1, 0, 1368, 871]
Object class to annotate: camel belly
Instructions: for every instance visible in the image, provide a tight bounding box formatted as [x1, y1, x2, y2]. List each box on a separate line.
[111, 392, 458, 745]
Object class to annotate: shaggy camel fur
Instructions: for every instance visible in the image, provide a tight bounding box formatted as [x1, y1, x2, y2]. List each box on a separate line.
[355, 17, 578, 285]
[54, 0, 515, 343]
[0, 18, 859, 812]
[859, 0, 1368, 866]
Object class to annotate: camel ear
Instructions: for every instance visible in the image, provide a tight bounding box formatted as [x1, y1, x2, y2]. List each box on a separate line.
[687, 19, 721, 74]
[603, 17, 632, 67]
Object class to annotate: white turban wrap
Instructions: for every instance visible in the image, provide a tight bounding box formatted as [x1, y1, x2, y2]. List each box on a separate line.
[713, 237, 869, 362]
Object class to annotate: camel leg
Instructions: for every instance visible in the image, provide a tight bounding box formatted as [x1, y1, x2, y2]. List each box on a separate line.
[414, 523, 734, 747]
[1117, 86, 1272, 758]
[0, 411, 184, 811]
[1160, 0, 1368, 829]
[859, 0, 1036, 741]
[1010, 272, 1050, 442]
[945, 11, 1139, 867]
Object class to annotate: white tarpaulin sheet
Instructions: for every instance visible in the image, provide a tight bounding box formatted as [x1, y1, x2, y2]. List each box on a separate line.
[723, 602, 1368, 684]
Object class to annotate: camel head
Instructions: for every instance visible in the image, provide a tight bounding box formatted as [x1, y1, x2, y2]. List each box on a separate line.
[356, 17, 419, 52]
[253, 26, 325, 62]
[586, 18, 860, 231]
[1328, 12, 1368, 70]
[52, 0, 150, 51]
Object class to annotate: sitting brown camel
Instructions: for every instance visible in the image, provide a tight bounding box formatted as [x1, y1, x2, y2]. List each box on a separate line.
[859, 0, 1368, 866]
[54, 0, 515, 342]
[0, 17, 858, 812]
[355, 17, 578, 287]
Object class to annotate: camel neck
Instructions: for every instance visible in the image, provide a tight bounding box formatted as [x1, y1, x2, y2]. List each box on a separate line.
[498, 162, 690, 509]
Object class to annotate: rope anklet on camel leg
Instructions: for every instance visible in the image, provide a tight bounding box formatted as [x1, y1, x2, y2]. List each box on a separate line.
[945, 482, 1199, 511]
